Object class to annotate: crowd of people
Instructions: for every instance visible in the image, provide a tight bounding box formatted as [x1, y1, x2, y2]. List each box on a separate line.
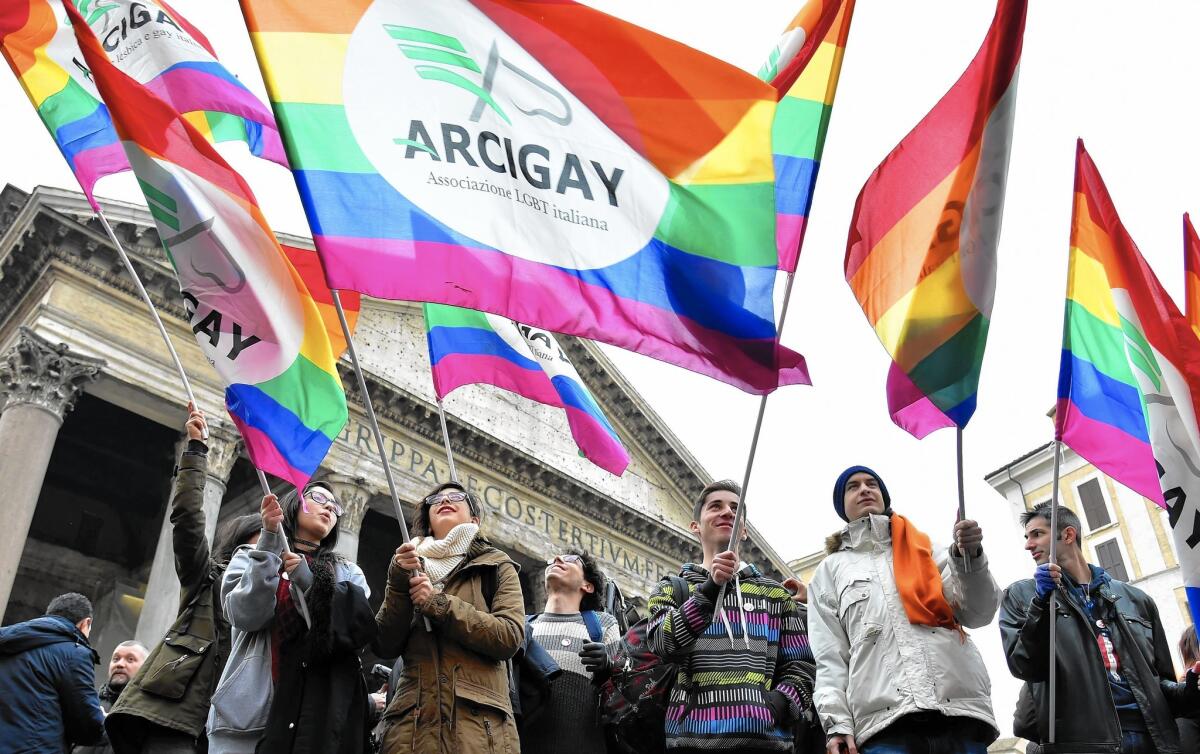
[0, 407, 1198, 754]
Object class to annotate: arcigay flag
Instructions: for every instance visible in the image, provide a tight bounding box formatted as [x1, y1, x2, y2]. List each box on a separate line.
[66, 0, 346, 489]
[0, 0, 285, 209]
[425, 303, 629, 476]
[844, 0, 1025, 438]
[1057, 140, 1200, 629]
[759, 0, 855, 272]
[239, 0, 809, 395]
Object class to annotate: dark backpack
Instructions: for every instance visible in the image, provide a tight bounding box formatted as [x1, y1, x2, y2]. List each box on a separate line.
[596, 575, 689, 754]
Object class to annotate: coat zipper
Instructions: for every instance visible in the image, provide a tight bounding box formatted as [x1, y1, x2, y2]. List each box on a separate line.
[411, 708, 420, 753]
[484, 718, 495, 753]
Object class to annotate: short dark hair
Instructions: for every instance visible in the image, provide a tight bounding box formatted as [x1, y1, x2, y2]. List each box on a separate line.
[1180, 625, 1199, 667]
[46, 593, 92, 624]
[693, 479, 741, 522]
[1020, 502, 1084, 550]
[412, 481, 483, 537]
[566, 547, 607, 612]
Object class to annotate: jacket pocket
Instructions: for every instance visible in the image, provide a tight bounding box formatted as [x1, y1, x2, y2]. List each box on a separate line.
[454, 692, 514, 754]
[208, 648, 272, 733]
[139, 633, 211, 701]
[838, 578, 880, 646]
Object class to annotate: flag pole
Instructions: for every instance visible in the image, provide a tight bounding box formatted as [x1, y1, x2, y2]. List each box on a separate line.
[331, 290, 432, 630]
[256, 468, 312, 626]
[957, 426, 971, 571]
[1047, 439, 1062, 744]
[717, 270, 799, 643]
[95, 210, 207, 439]
[436, 400, 460, 483]
[330, 290, 412, 542]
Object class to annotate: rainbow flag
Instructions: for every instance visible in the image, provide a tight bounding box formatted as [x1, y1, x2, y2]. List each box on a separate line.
[844, 0, 1025, 438]
[424, 304, 629, 476]
[758, 0, 855, 272]
[239, 0, 809, 395]
[280, 242, 360, 359]
[1057, 140, 1200, 628]
[0, 0, 285, 209]
[1185, 214, 1200, 340]
[66, 0, 346, 489]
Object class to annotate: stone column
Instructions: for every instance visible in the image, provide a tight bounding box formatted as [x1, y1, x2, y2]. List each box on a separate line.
[322, 473, 373, 562]
[135, 423, 241, 648]
[0, 328, 103, 623]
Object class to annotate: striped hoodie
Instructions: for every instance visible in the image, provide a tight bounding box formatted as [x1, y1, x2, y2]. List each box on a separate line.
[647, 562, 814, 751]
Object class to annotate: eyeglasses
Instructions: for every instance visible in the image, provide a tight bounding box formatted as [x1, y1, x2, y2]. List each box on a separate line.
[304, 488, 344, 517]
[424, 490, 469, 507]
[545, 554, 584, 567]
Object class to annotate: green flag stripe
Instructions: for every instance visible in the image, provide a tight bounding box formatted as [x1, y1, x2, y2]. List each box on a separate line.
[273, 103, 375, 172]
[423, 303, 492, 331]
[655, 181, 777, 267]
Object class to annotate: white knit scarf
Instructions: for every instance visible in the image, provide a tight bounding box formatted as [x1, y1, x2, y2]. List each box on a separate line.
[412, 522, 479, 586]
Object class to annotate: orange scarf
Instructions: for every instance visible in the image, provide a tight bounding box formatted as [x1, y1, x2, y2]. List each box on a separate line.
[891, 513, 961, 633]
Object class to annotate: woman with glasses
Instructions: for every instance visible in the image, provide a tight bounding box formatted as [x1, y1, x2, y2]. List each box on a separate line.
[375, 481, 525, 754]
[208, 481, 378, 754]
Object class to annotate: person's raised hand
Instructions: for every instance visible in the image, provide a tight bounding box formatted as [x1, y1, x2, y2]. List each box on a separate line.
[826, 734, 858, 754]
[392, 542, 420, 573]
[409, 573, 434, 608]
[1034, 563, 1061, 600]
[781, 577, 807, 604]
[185, 401, 207, 441]
[953, 519, 984, 558]
[261, 494, 283, 534]
[283, 552, 302, 575]
[710, 550, 737, 586]
[1184, 661, 1200, 700]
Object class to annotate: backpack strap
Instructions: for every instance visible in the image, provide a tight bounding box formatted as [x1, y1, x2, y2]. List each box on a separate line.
[581, 610, 603, 642]
[667, 575, 690, 607]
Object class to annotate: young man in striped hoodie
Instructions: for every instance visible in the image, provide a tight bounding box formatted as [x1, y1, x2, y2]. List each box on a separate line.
[647, 479, 815, 753]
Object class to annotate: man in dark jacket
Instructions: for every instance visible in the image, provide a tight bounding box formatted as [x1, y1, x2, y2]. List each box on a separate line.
[74, 641, 148, 754]
[1000, 502, 1200, 753]
[0, 592, 107, 753]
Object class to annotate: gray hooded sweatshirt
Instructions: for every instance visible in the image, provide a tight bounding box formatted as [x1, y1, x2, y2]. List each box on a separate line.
[205, 528, 368, 754]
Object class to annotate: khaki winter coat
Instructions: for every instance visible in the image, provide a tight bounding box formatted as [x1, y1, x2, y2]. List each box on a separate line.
[375, 536, 525, 754]
[807, 513, 1000, 746]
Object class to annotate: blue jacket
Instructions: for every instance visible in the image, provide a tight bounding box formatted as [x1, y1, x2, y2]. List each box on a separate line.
[0, 615, 105, 753]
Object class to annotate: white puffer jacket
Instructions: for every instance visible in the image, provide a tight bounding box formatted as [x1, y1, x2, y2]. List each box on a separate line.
[808, 513, 1000, 746]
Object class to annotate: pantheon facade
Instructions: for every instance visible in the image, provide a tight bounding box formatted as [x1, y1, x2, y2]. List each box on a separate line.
[0, 184, 794, 668]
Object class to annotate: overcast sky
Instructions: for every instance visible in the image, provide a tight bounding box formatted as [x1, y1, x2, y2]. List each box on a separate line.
[4, 0, 1199, 736]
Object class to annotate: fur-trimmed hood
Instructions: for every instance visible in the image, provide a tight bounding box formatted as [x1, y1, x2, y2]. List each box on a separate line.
[824, 512, 895, 555]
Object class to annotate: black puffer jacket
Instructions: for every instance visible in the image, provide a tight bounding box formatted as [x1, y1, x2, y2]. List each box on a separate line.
[1000, 569, 1198, 753]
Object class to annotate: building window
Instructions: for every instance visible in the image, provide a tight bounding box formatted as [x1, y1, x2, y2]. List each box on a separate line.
[1095, 539, 1129, 582]
[1077, 478, 1112, 531]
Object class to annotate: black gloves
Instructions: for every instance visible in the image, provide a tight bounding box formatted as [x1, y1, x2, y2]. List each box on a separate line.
[579, 641, 611, 676]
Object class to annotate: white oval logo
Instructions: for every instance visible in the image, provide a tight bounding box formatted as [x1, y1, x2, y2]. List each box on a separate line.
[128, 150, 305, 385]
[343, 0, 670, 270]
